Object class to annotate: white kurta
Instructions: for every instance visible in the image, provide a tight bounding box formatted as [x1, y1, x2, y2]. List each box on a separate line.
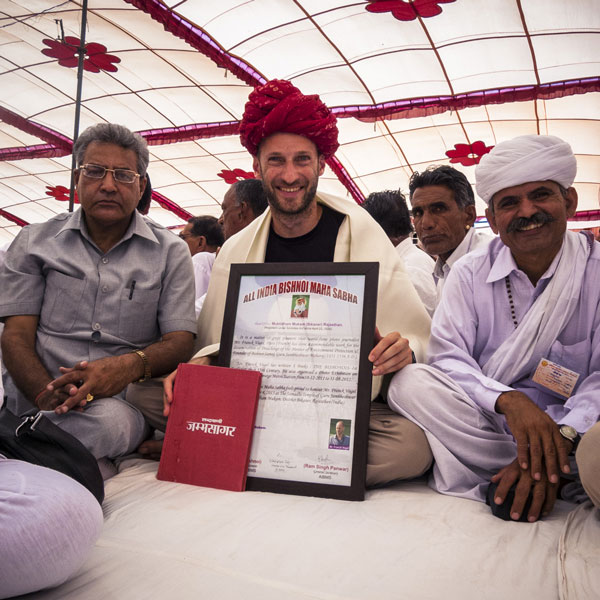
[389, 233, 600, 502]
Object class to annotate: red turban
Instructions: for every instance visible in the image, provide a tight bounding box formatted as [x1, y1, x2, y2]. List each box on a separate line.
[239, 80, 339, 158]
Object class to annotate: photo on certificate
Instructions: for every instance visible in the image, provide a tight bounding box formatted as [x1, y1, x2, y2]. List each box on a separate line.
[219, 262, 379, 501]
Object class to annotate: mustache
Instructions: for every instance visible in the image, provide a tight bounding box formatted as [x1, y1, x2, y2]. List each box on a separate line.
[507, 212, 555, 233]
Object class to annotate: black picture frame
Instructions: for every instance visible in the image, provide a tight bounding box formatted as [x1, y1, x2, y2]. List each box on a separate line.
[219, 262, 379, 501]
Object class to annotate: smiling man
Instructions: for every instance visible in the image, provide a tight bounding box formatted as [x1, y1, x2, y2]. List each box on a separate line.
[388, 134, 600, 521]
[0, 123, 196, 463]
[409, 165, 491, 305]
[151, 80, 433, 487]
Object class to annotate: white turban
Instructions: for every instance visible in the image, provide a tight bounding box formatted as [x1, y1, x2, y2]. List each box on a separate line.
[475, 134, 577, 205]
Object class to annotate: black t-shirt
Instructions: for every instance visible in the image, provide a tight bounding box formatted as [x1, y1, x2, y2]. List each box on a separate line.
[264, 205, 345, 263]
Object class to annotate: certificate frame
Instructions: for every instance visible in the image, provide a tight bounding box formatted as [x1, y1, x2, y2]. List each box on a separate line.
[219, 262, 379, 501]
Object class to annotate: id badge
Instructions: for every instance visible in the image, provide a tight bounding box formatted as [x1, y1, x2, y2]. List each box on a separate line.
[531, 358, 580, 399]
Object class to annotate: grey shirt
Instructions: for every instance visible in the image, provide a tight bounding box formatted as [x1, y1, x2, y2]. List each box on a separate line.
[0, 209, 196, 404]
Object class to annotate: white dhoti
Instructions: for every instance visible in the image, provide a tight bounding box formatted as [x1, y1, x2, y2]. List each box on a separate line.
[0, 459, 103, 598]
[389, 363, 519, 502]
[388, 364, 600, 506]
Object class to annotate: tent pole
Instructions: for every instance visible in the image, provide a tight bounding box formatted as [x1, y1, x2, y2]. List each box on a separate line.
[68, 0, 88, 212]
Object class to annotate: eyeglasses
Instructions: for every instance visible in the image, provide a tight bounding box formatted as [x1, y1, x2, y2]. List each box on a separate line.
[178, 232, 194, 240]
[80, 164, 141, 184]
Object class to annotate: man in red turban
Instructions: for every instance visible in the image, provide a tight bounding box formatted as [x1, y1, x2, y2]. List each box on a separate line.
[139, 80, 433, 491]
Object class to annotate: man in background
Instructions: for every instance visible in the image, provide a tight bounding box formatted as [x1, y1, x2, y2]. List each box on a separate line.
[362, 190, 436, 315]
[179, 215, 223, 256]
[179, 215, 224, 317]
[219, 178, 268, 240]
[410, 165, 491, 304]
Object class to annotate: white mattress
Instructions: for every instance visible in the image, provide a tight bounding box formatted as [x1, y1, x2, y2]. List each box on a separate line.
[24, 459, 600, 600]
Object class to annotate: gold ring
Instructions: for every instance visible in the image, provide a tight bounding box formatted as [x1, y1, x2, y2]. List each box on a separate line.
[86, 393, 94, 403]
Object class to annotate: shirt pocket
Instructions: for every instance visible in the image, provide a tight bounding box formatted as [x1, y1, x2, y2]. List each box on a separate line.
[546, 338, 591, 382]
[118, 286, 160, 344]
[40, 271, 86, 332]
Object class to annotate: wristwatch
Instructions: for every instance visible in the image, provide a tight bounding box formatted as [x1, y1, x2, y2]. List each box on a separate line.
[559, 425, 580, 454]
[132, 350, 152, 382]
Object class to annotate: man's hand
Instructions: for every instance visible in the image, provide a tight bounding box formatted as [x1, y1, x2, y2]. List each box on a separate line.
[496, 390, 571, 484]
[45, 330, 194, 415]
[35, 382, 82, 412]
[368, 327, 413, 376]
[47, 355, 139, 414]
[491, 458, 559, 522]
[1, 315, 56, 406]
[163, 355, 213, 417]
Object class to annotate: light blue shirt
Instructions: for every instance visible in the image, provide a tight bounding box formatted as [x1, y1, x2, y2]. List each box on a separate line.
[429, 234, 600, 434]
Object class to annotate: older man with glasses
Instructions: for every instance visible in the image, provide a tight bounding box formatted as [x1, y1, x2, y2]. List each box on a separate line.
[0, 122, 197, 465]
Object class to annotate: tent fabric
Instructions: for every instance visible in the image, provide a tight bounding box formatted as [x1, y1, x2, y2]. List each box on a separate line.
[0, 0, 599, 244]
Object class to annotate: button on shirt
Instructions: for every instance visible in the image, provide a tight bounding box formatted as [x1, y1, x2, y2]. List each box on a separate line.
[429, 235, 600, 434]
[0, 209, 197, 404]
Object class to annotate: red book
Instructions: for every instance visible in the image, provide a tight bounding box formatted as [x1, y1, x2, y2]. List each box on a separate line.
[157, 363, 262, 492]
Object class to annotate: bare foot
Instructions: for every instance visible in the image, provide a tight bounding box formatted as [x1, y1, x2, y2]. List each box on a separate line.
[137, 439, 164, 461]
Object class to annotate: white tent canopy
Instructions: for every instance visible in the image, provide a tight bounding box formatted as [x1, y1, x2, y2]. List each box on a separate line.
[1, 0, 599, 244]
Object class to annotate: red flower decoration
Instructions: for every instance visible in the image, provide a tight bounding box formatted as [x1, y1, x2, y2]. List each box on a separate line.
[42, 37, 120, 73]
[366, 0, 456, 21]
[217, 169, 255, 184]
[46, 185, 79, 203]
[445, 141, 493, 166]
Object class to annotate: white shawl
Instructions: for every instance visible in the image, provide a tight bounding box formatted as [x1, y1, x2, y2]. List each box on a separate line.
[482, 231, 590, 385]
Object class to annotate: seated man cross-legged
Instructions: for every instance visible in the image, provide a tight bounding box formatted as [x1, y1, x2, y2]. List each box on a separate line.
[0, 123, 197, 466]
[132, 79, 434, 488]
[388, 134, 600, 521]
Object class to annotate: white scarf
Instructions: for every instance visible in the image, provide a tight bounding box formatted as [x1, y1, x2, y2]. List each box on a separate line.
[482, 231, 590, 385]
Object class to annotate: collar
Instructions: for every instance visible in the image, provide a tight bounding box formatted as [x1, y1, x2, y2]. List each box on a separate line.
[486, 235, 565, 284]
[433, 227, 476, 280]
[56, 208, 160, 246]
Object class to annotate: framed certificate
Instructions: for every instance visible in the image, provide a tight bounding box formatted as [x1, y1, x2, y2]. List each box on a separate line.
[219, 262, 379, 501]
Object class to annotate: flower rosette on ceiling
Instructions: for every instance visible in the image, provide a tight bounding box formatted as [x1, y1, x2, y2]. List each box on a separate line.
[46, 185, 78, 203]
[217, 169, 255, 184]
[41, 37, 120, 73]
[366, 0, 456, 21]
[446, 141, 493, 166]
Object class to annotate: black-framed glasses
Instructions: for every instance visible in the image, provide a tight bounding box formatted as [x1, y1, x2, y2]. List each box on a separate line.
[178, 232, 194, 240]
[80, 164, 141, 184]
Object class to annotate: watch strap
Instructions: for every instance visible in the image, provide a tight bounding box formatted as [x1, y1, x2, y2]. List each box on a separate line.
[559, 425, 580, 454]
[132, 350, 151, 382]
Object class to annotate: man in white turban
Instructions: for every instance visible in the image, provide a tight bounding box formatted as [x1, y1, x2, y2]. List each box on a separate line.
[387, 134, 600, 522]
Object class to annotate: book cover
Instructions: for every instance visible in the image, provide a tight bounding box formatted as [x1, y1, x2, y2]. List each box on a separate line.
[157, 363, 262, 492]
